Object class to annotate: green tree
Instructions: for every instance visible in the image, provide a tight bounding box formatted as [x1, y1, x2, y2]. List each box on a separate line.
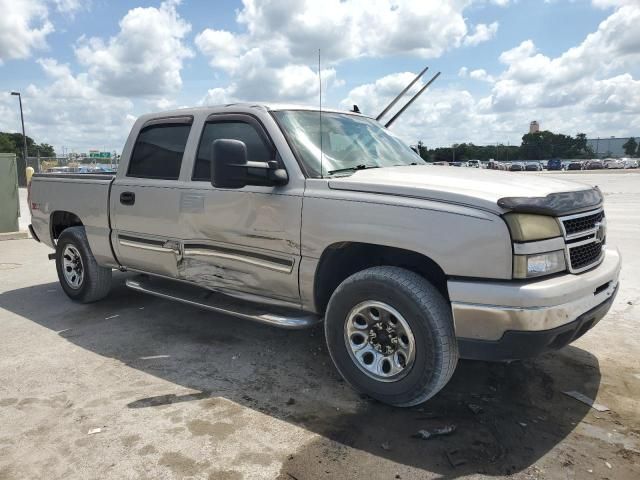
[416, 140, 429, 161]
[0, 133, 16, 153]
[34, 143, 56, 157]
[622, 137, 638, 156]
[0, 132, 56, 158]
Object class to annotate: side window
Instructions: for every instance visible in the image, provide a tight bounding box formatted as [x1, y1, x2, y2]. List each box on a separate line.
[193, 121, 273, 181]
[127, 123, 191, 180]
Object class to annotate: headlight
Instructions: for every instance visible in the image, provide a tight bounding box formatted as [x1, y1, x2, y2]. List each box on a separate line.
[503, 213, 561, 241]
[513, 250, 566, 279]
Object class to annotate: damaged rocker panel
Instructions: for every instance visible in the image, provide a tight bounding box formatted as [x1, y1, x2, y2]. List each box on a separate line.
[183, 243, 294, 274]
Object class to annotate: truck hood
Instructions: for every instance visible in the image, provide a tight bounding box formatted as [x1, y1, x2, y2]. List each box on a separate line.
[327, 165, 596, 214]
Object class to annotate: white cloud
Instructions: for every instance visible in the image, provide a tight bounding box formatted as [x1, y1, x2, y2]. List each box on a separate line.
[53, 0, 86, 15]
[1, 60, 132, 155]
[487, 5, 640, 111]
[0, 58, 134, 152]
[342, 3, 640, 147]
[592, 0, 637, 8]
[341, 71, 504, 146]
[74, 0, 192, 96]
[463, 22, 499, 46]
[469, 68, 495, 82]
[0, 0, 53, 64]
[1, 1, 195, 154]
[201, 87, 234, 106]
[231, 0, 479, 61]
[196, 0, 501, 103]
[199, 66, 338, 105]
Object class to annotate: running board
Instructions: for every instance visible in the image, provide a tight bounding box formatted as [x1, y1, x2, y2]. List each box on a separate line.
[125, 275, 321, 329]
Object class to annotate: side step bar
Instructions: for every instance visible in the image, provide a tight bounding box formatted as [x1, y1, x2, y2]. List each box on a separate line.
[125, 275, 321, 330]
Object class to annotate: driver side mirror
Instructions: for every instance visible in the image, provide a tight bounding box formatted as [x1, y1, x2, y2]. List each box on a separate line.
[210, 139, 288, 189]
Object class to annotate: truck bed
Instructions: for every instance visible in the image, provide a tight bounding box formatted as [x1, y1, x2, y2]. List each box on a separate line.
[32, 172, 116, 181]
[29, 173, 117, 267]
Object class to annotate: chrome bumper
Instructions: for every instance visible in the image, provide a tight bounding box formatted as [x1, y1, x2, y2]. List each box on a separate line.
[448, 247, 621, 341]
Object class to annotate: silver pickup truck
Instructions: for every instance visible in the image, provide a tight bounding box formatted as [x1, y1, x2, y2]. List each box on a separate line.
[29, 103, 621, 406]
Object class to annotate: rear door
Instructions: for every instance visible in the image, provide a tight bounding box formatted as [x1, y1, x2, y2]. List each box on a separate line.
[110, 116, 194, 277]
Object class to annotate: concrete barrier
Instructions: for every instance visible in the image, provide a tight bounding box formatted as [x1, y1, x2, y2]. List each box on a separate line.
[0, 153, 21, 235]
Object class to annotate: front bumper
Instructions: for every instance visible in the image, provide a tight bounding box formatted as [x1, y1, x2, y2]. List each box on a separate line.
[448, 247, 621, 360]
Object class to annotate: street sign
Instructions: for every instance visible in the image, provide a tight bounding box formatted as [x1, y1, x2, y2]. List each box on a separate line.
[89, 151, 112, 158]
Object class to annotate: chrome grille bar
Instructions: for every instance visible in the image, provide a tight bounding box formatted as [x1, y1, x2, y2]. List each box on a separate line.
[559, 208, 606, 273]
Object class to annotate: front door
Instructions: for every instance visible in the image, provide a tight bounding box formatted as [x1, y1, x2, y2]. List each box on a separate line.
[176, 114, 302, 303]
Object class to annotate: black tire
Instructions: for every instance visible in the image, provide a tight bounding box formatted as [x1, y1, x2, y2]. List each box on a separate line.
[325, 266, 458, 407]
[55, 226, 112, 303]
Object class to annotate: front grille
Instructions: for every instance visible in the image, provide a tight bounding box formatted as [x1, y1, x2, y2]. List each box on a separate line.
[562, 210, 604, 236]
[559, 208, 606, 273]
[569, 241, 603, 270]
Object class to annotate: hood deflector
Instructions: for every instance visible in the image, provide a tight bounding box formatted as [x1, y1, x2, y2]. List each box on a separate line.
[497, 187, 603, 216]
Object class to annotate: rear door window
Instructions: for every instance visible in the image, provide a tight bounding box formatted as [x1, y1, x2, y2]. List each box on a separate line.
[193, 121, 273, 181]
[127, 123, 191, 180]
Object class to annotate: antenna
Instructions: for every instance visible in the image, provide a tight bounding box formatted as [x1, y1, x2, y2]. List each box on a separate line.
[376, 65, 429, 121]
[384, 71, 441, 128]
[318, 48, 324, 178]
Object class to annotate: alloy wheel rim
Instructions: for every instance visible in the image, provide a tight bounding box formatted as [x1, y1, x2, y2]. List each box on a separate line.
[62, 245, 84, 289]
[344, 300, 416, 382]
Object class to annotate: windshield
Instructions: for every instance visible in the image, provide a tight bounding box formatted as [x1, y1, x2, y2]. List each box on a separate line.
[273, 110, 424, 177]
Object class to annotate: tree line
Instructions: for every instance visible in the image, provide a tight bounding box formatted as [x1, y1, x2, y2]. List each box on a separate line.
[622, 137, 639, 157]
[416, 131, 640, 162]
[0, 132, 56, 158]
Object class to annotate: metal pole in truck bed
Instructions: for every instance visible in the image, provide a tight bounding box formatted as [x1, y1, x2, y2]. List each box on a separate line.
[384, 72, 441, 128]
[375, 66, 429, 121]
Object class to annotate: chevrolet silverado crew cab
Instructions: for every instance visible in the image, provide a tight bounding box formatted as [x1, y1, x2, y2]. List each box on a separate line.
[29, 104, 621, 407]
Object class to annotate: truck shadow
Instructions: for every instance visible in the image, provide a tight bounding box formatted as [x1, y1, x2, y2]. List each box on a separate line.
[0, 275, 603, 479]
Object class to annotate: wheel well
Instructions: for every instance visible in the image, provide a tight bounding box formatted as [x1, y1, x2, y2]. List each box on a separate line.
[50, 211, 83, 241]
[314, 242, 449, 314]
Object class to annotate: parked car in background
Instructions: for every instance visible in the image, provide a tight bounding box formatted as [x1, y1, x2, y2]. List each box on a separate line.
[567, 161, 584, 170]
[604, 159, 624, 169]
[525, 162, 542, 171]
[547, 158, 563, 171]
[467, 160, 481, 168]
[585, 160, 604, 170]
[623, 158, 639, 169]
[509, 162, 524, 171]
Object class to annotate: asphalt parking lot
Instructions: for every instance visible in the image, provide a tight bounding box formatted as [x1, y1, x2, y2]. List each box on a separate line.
[1, 171, 639, 480]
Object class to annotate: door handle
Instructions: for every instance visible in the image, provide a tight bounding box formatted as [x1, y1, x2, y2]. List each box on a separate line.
[120, 191, 135, 205]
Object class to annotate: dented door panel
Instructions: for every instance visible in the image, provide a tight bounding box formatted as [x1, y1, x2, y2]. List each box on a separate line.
[177, 186, 303, 302]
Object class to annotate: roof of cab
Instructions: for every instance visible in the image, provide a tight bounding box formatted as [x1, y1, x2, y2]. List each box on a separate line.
[136, 103, 368, 122]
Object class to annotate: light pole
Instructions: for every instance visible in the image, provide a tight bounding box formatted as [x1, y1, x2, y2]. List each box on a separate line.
[11, 91, 28, 186]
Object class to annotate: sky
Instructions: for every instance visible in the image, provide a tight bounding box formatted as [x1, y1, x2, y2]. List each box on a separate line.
[0, 0, 638, 154]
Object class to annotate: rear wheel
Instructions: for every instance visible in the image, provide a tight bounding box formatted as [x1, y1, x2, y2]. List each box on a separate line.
[55, 226, 112, 303]
[325, 266, 458, 407]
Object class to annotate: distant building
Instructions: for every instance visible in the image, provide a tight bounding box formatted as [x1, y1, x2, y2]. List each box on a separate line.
[529, 121, 540, 134]
[586, 137, 640, 158]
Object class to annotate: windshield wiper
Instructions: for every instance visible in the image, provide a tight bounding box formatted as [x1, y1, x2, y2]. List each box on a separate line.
[327, 164, 380, 175]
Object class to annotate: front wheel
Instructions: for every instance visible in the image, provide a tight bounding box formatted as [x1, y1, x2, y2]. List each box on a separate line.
[325, 266, 458, 407]
[55, 226, 112, 303]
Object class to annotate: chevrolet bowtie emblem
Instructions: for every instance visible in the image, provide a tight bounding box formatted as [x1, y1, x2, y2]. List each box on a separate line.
[594, 220, 606, 243]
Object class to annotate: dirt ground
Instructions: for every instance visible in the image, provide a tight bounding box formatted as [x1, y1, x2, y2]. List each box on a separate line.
[0, 171, 638, 480]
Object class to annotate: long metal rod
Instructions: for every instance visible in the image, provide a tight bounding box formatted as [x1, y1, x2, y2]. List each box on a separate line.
[375, 66, 429, 121]
[384, 72, 441, 128]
